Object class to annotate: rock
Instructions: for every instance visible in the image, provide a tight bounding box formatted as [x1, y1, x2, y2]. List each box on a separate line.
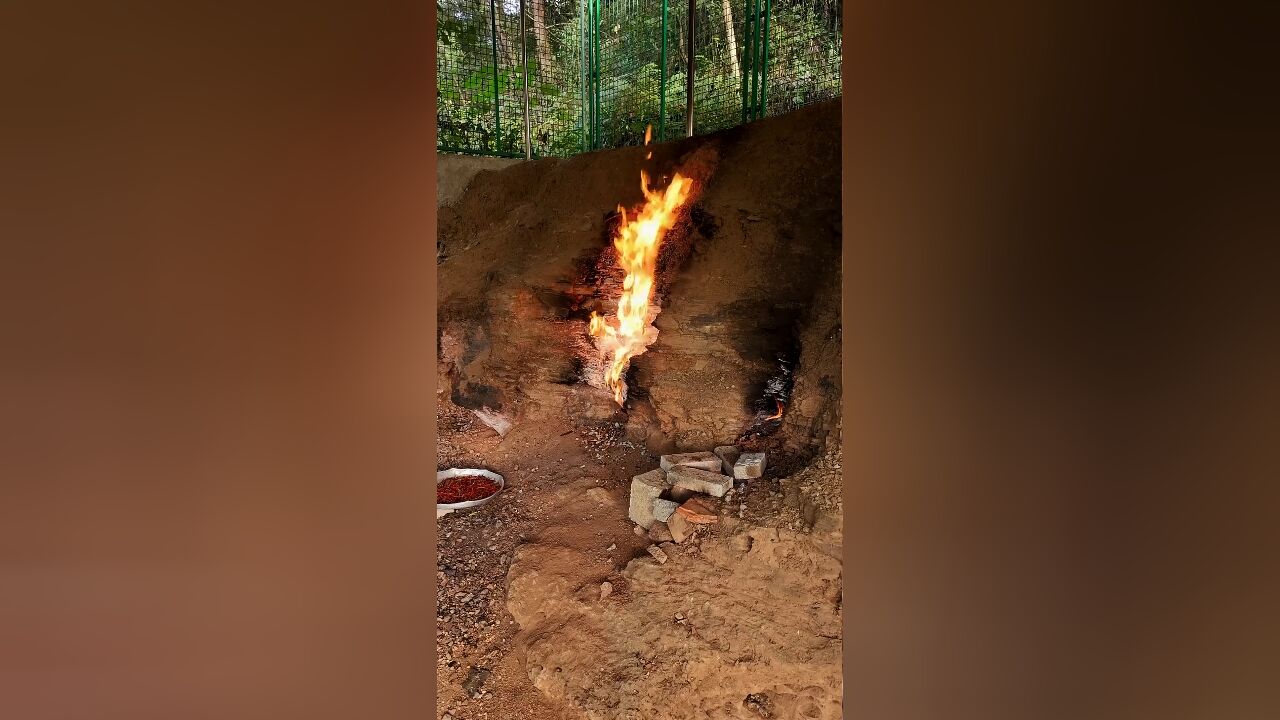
[648, 521, 674, 543]
[646, 545, 669, 564]
[733, 452, 767, 480]
[584, 487, 615, 506]
[659, 451, 723, 472]
[472, 407, 512, 436]
[668, 465, 732, 498]
[652, 498, 679, 522]
[633, 525, 646, 536]
[462, 666, 491, 697]
[628, 469, 671, 529]
[606, 543, 617, 551]
[599, 581, 613, 601]
[667, 511, 694, 543]
[713, 445, 741, 475]
[675, 498, 720, 524]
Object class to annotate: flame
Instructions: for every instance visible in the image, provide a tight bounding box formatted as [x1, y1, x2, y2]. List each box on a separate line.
[645, 125, 653, 158]
[766, 400, 785, 420]
[591, 170, 692, 404]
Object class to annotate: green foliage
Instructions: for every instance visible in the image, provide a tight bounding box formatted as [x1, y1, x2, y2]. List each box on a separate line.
[438, 0, 841, 156]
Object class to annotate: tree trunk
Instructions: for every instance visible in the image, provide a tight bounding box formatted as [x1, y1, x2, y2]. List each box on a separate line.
[721, 0, 741, 79]
[531, 0, 553, 79]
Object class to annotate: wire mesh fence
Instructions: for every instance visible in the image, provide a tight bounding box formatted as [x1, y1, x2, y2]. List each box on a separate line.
[437, 0, 840, 157]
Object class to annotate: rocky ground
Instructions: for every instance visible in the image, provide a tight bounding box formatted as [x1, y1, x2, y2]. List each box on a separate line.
[436, 394, 842, 720]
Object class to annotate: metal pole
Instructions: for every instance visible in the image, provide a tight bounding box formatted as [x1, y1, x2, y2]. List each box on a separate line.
[659, 0, 668, 141]
[748, 0, 760, 119]
[489, 0, 502, 153]
[740, 0, 752, 123]
[758, 0, 771, 119]
[580, 0, 587, 152]
[519, 0, 532, 159]
[685, 0, 695, 137]
[593, 0, 601, 148]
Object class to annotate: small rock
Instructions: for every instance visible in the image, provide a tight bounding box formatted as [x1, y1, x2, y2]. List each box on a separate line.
[607, 543, 617, 551]
[462, 666, 491, 696]
[646, 545, 669, 564]
[633, 525, 646, 536]
[675, 498, 720, 524]
[667, 511, 695, 543]
[599, 581, 613, 600]
[648, 521, 674, 543]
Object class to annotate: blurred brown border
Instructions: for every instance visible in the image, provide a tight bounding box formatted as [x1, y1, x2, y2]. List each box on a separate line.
[840, 3, 1279, 719]
[2, 2, 438, 718]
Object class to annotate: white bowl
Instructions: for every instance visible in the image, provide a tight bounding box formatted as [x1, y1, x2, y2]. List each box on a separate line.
[436, 468, 504, 518]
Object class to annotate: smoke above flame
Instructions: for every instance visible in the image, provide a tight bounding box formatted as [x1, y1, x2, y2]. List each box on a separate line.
[589, 168, 692, 405]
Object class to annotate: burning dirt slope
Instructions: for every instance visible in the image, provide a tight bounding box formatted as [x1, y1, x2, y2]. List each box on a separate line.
[437, 99, 841, 458]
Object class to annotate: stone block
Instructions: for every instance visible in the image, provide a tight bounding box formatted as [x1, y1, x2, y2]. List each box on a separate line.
[646, 545, 669, 564]
[733, 452, 767, 480]
[628, 469, 671, 529]
[653, 498, 679, 522]
[659, 451, 723, 473]
[667, 511, 694, 543]
[713, 445, 741, 475]
[668, 465, 733, 498]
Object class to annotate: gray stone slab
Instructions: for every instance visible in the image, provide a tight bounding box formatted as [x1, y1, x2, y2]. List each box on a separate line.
[659, 451, 723, 473]
[668, 465, 733, 498]
[733, 452, 767, 479]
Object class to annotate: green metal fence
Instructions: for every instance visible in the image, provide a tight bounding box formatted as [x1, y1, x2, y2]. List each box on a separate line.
[438, 0, 840, 157]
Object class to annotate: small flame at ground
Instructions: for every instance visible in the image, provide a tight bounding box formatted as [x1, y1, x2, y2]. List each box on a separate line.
[589, 169, 692, 404]
[766, 400, 785, 420]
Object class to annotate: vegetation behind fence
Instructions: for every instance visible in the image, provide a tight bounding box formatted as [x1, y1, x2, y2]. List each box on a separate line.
[438, 0, 841, 157]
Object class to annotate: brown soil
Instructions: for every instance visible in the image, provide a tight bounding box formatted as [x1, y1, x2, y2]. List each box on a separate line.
[437, 101, 842, 720]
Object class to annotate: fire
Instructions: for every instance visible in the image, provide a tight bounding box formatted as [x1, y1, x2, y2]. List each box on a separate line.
[766, 400, 785, 420]
[589, 169, 692, 404]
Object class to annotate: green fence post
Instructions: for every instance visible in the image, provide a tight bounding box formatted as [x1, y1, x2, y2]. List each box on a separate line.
[593, 0, 601, 148]
[759, 0, 771, 118]
[748, 0, 760, 120]
[741, 0, 752, 123]
[660, 0, 668, 141]
[489, 0, 502, 153]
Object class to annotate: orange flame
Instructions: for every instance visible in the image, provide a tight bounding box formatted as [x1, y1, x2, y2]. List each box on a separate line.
[591, 170, 692, 404]
[644, 124, 652, 145]
[766, 400, 785, 420]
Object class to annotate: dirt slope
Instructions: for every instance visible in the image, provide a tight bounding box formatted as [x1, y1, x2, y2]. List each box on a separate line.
[437, 99, 841, 458]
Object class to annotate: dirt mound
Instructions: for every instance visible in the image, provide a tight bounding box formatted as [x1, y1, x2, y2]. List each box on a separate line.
[437, 100, 842, 458]
[508, 519, 843, 720]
